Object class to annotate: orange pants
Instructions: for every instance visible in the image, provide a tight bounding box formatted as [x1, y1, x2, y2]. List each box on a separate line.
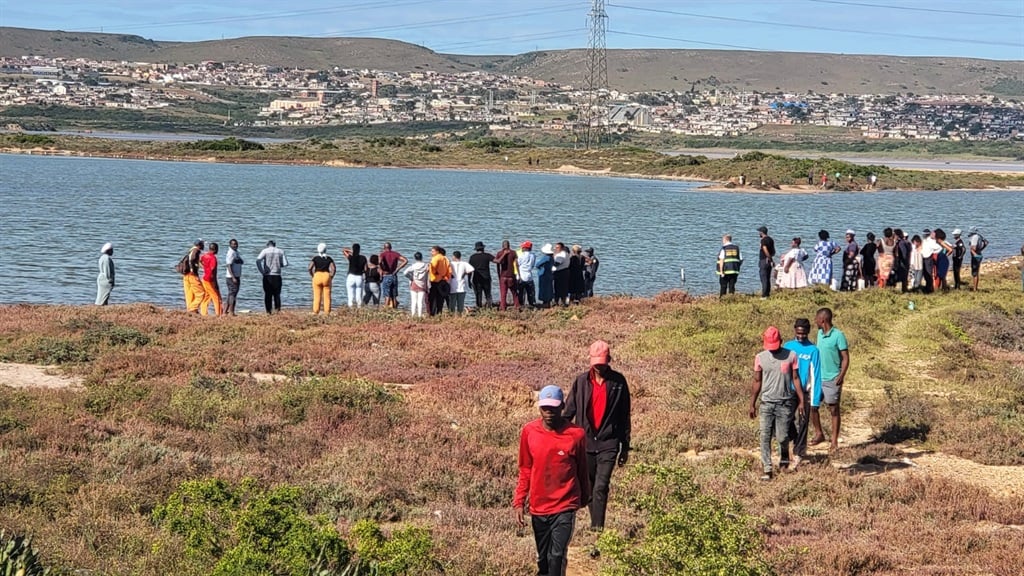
[200, 279, 222, 316]
[312, 271, 333, 314]
[183, 274, 205, 313]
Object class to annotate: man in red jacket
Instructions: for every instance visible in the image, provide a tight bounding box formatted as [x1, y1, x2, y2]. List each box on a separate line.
[514, 385, 591, 576]
[563, 340, 631, 532]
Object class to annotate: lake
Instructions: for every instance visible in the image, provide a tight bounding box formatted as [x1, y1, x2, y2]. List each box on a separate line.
[1, 153, 1021, 309]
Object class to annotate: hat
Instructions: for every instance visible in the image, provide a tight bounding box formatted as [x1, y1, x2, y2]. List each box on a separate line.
[541, 243, 554, 255]
[194, 239, 204, 247]
[589, 340, 611, 366]
[537, 385, 564, 408]
[317, 243, 327, 255]
[763, 326, 782, 351]
[968, 226, 978, 234]
[585, 247, 594, 255]
[100, 242, 113, 254]
[474, 241, 485, 250]
[757, 226, 768, 234]
[845, 229, 855, 236]
[521, 241, 533, 250]
[923, 228, 931, 235]
[952, 228, 962, 236]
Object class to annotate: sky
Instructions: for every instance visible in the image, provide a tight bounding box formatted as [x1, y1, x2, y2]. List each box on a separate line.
[1, 0, 1022, 60]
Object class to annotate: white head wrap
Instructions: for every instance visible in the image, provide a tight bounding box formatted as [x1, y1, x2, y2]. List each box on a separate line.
[317, 243, 327, 256]
[101, 242, 113, 254]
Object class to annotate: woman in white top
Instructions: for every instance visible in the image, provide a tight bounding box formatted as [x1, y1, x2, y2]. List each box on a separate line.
[777, 237, 809, 289]
[403, 251, 429, 317]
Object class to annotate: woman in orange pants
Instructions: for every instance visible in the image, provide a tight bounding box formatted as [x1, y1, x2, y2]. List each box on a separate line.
[309, 243, 337, 314]
[199, 242, 223, 316]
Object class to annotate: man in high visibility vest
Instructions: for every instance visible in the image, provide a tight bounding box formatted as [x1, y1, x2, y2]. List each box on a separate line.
[717, 234, 743, 297]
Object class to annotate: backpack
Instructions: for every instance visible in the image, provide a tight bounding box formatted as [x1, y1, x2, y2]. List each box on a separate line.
[174, 252, 191, 275]
[978, 235, 988, 253]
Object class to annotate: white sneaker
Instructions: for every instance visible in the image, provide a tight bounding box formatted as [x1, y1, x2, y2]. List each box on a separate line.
[788, 456, 802, 471]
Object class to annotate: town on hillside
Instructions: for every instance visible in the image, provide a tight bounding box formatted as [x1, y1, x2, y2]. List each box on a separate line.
[2, 55, 1022, 141]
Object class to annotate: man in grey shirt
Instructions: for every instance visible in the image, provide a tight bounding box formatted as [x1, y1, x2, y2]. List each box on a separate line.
[224, 238, 243, 315]
[256, 240, 288, 314]
[749, 326, 804, 481]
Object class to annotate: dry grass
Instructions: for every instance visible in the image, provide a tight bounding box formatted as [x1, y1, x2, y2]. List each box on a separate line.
[1, 267, 1023, 574]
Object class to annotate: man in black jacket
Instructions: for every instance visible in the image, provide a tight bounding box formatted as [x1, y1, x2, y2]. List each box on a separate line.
[563, 340, 632, 531]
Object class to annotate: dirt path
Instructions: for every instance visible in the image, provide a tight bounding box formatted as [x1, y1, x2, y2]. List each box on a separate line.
[0, 363, 83, 390]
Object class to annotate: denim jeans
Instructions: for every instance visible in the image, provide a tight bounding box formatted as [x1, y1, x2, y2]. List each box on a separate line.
[759, 399, 795, 473]
[346, 273, 364, 307]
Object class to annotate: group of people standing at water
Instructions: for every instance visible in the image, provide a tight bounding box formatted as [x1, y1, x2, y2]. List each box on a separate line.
[155, 238, 599, 316]
[716, 224, 1000, 298]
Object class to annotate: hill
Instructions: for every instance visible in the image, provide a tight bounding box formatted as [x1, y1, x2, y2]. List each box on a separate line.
[2, 26, 1022, 95]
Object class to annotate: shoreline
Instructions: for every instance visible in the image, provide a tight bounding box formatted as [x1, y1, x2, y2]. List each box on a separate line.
[4, 146, 1024, 193]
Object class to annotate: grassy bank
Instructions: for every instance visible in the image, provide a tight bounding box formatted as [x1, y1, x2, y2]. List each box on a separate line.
[4, 133, 1024, 191]
[1, 262, 1022, 575]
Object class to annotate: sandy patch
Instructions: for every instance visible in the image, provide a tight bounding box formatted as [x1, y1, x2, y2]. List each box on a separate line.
[553, 164, 611, 175]
[0, 362, 83, 390]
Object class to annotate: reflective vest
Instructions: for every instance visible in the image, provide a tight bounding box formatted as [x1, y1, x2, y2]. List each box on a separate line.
[720, 243, 741, 275]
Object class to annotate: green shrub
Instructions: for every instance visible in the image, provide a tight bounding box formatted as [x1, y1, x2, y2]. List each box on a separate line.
[349, 519, 439, 575]
[597, 464, 771, 576]
[180, 137, 265, 151]
[0, 530, 51, 576]
[153, 478, 351, 575]
[869, 384, 934, 443]
[278, 377, 399, 424]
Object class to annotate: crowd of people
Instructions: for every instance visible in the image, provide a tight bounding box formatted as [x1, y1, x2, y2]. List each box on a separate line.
[159, 239, 600, 316]
[716, 225, 1000, 298]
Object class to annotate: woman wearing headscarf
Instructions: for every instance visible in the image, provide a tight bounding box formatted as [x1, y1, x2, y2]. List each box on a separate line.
[96, 242, 115, 305]
[308, 243, 336, 315]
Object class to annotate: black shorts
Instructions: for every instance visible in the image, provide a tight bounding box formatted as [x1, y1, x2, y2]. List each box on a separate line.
[970, 256, 982, 277]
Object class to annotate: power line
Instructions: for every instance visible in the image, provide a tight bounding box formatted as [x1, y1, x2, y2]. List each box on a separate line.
[608, 30, 766, 51]
[432, 30, 586, 53]
[806, 0, 1022, 19]
[606, 3, 1023, 48]
[309, 3, 584, 38]
[77, 0, 436, 34]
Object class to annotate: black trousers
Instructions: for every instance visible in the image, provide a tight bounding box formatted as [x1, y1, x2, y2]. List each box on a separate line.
[518, 279, 537, 307]
[784, 394, 811, 460]
[719, 274, 738, 296]
[759, 260, 773, 298]
[587, 450, 617, 529]
[472, 275, 492, 307]
[952, 257, 964, 289]
[921, 257, 934, 294]
[428, 282, 450, 316]
[262, 275, 282, 313]
[532, 510, 575, 576]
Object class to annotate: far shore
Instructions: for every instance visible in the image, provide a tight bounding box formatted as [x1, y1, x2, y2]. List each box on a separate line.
[4, 146, 1024, 193]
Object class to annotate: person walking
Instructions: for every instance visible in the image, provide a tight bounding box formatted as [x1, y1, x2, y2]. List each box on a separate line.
[562, 340, 631, 532]
[749, 326, 803, 481]
[513, 385, 591, 576]
[404, 252, 429, 318]
[517, 241, 537, 308]
[428, 246, 452, 316]
[342, 244, 367, 308]
[814, 307, 849, 454]
[181, 240, 206, 313]
[783, 318, 821, 469]
[378, 242, 408, 309]
[494, 240, 520, 311]
[717, 234, 742, 297]
[448, 250, 473, 314]
[199, 242, 223, 316]
[96, 242, 115, 305]
[308, 243, 336, 315]
[224, 239, 243, 316]
[256, 240, 288, 314]
[757, 226, 776, 298]
[468, 241, 494, 309]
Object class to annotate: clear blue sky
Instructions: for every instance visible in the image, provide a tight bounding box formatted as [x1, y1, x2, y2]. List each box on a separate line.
[2, 0, 1022, 60]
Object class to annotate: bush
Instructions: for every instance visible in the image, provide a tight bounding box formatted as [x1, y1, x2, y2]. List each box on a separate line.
[869, 384, 934, 443]
[0, 530, 51, 576]
[596, 464, 771, 576]
[153, 478, 351, 575]
[349, 519, 440, 575]
[180, 137, 265, 152]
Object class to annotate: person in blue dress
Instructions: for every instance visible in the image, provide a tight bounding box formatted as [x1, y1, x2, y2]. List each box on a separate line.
[535, 243, 555, 308]
[808, 230, 840, 286]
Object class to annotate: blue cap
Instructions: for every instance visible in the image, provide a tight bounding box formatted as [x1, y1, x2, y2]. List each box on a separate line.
[538, 385, 564, 407]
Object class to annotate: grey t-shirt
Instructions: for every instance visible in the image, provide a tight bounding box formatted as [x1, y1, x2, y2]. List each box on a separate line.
[755, 349, 797, 403]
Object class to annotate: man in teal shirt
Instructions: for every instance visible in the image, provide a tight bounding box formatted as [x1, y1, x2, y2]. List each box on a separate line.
[815, 307, 849, 454]
[782, 318, 821, 470]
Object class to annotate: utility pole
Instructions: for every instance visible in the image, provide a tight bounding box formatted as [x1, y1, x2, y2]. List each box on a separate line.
[584, 0, 608, 148]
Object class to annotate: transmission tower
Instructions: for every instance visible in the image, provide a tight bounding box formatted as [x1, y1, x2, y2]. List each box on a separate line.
[584, 0, 609, 148]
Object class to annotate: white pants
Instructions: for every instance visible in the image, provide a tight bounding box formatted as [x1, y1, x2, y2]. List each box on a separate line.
[346, 273, 364, 307]
[410, 290, 426, 317]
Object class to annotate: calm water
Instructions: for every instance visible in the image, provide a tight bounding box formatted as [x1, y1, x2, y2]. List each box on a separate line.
[1, 153, 1022, 308]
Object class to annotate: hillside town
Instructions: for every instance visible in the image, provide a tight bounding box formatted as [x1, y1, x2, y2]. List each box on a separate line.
[1, 55, 1021, 141]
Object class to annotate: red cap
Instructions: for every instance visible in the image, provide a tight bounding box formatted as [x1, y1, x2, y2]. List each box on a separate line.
[521, 241, 533, 250]
[763, 327, 782, 351]
[589, 340, 611, 366]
